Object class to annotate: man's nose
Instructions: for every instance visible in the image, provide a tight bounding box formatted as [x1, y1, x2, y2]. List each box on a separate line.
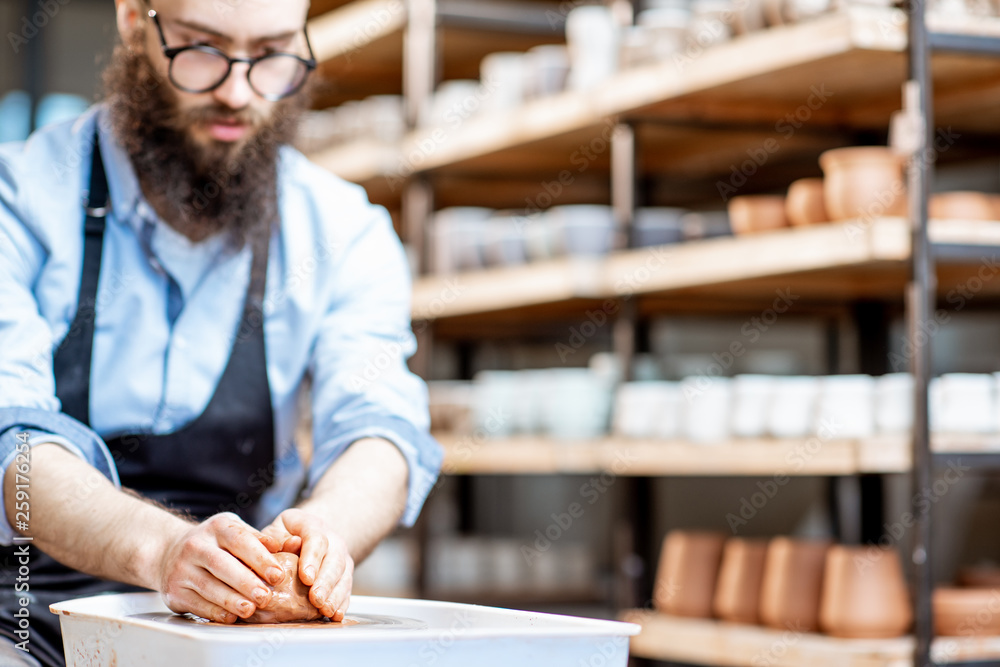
[213, 62, 254, 110]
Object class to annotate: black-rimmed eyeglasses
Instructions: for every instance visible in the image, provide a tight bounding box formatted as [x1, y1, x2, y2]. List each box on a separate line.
[146, 7, 317, 101]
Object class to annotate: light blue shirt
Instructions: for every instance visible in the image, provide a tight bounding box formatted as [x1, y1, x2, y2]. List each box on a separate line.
[0, 106, 442, 545]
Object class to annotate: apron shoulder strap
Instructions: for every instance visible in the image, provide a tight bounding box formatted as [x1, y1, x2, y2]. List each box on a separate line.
[54, 130, 109, 426]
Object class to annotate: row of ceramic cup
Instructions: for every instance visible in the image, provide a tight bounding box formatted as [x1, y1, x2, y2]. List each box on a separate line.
[655, 531, 912, 638]
[427, 206, 730, 274]
[429, 371, 1000, 442]
[296, 95, 405, 152]
[617, 372, 1000, 442]
[425, 537, 594, 593]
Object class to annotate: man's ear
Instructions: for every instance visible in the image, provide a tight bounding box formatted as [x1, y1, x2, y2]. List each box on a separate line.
[115, 0, 143, 42]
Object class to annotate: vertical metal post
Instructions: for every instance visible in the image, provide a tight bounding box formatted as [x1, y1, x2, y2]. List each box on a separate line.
[20, 0, 45, 131]
[403, 175, 433, 276]
[404, 0, 437, 129]
[611, 121, 636, 250]
[906, 0, 935, 664]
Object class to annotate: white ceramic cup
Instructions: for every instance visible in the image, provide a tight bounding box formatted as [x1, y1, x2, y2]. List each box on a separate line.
[731, 374, 777, 438]
[815, 375, 876, 439]
[681, 376, 733, 443]
[766, 376, 821, 438]
[875, 372, 914, 434]
[566, 6, 620, 90]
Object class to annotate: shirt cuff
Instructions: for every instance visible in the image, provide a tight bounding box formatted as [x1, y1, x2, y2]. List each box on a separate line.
[307, 414, 443, 527]
[0, 407, 120, 546]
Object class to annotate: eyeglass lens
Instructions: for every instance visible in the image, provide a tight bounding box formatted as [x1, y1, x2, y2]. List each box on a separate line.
[170, 49, 309, 98]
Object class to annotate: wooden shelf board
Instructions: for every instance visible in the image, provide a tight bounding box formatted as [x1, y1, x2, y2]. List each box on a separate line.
[621, 611, 1000, 666]
[438, 433, 1000, 478]
[308, 0, 406, 64]
[309, 8, 1000, 183]
[437, 434, 913, 477]
[411, 219, 1000, 321]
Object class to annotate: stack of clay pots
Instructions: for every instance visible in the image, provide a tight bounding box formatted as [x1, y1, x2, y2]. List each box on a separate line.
[727, 145, 999, 236]
[653, 530, 913, 638]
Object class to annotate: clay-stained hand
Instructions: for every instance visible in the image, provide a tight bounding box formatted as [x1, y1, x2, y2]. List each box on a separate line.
[262, 508, 353, 621]
[157, 512, 284, 624]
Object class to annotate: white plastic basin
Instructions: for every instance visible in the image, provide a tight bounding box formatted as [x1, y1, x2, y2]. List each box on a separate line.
[51, 592, 639, 666]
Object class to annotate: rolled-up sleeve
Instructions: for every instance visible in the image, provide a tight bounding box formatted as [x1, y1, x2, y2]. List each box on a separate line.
[306, 204, 442, 526]
[0, 157, 120, 547]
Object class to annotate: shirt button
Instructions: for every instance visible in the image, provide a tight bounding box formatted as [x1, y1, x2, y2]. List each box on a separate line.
[175, 336, 187, 350]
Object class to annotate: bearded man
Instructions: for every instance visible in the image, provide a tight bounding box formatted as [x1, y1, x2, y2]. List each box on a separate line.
[0, 1, 442, 664]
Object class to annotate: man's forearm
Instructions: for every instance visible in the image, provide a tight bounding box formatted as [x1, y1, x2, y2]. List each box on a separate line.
[3, 442, 192, 589]
[297, 437, 409, 563]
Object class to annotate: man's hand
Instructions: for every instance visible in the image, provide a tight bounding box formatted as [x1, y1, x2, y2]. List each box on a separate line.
[262, 508, 353, 621]
[157, 512, 285, 624]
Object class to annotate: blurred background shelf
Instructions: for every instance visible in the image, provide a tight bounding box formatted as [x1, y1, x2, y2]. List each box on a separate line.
[620, 610, 1000, 666]
[411, 218, 1000, 321]
[310, 6, 1000, 212]
[307, 0, 566, 108]
[437, 433, 1000, 477]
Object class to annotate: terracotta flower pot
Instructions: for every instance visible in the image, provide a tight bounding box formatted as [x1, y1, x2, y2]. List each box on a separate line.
[819, 147, 906, 221]
[759, 537, 830, 632]
[728, 195, 791, 235]
[654, 530, 726, 618]
[934, 587, 1000, 636]
[713, 538, 769, 624]
[785, 178, 830, 226]
[929, 191, 997, 221]
[819, 545, 912, 638]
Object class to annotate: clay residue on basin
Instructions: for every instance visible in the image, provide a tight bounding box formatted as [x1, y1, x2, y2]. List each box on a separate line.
[129, 612, 427, 630]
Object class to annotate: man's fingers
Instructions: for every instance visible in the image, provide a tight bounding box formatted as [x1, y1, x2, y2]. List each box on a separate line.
[282, 535, 303, 554]
[217, 519, 283, 585]
[162, 587, 239, 625]
[200, 547, 274, 609]
[185, 569, 260, 620]
[326, 564, 353, 622]
[310, 551, 349, 615]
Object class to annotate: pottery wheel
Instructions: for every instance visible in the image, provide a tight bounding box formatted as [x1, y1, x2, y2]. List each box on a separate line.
[131, 612, 428, 630]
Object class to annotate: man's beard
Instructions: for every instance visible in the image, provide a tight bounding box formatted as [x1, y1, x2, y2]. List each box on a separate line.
[103, 34, 310, 248]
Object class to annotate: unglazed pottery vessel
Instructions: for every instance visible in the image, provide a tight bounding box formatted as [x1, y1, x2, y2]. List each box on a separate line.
[654, 530, 726, 618]
[929, 191, 997, 221]
[819, 147, 906, 221]
[785, 178, 830, 226]
[934, 587, 1000, 636]
[728, 195, 791, 235]
[713, 538, 769, 624]
[819, 545, 912, 638]
[759, 537, 830, 632]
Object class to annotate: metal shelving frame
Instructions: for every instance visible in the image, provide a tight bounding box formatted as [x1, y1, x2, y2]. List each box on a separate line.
[912, 4, 1000, 664]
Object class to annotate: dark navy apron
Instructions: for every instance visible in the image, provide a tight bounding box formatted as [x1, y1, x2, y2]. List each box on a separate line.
[0, 132, 277, 667]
